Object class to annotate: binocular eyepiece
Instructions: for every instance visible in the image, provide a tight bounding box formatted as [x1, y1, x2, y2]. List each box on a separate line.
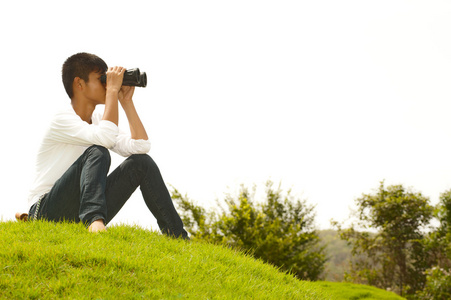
[100, 68, 147, 87]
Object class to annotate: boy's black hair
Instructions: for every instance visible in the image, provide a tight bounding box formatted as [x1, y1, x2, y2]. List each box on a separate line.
[62, 52, 108, 99]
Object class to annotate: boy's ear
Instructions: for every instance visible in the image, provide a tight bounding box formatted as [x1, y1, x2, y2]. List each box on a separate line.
[73, 77, 84, 92]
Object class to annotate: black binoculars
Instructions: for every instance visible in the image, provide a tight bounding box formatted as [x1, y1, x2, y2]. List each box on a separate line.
[100, 68, 147, 87]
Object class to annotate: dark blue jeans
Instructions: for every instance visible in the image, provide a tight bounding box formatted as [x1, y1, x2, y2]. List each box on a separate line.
[29, 145, 188, 239]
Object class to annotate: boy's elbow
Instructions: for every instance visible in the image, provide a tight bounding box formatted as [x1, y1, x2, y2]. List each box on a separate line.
[134, 139, 151, 154]
[140, 141, 151, 153]
[97, 121, 119, 148]
[102, 139, 117, 149]
[101, 132, 119, 149]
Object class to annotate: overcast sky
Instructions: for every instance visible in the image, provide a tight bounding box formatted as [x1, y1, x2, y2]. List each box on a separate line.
[1, 0, 451, 230]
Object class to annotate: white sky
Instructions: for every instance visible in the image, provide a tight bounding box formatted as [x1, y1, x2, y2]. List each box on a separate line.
[1, 0, 451, 230]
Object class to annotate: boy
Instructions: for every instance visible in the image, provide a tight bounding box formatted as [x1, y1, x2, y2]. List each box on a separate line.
[25, 52, 188, 238]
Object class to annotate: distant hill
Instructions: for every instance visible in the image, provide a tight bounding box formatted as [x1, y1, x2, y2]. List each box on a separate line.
[319, 229, 353, 281]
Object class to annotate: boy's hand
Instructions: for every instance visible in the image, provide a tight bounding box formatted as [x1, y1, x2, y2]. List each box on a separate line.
[106, 66, 125, 93]
[119, 86, 135, 104]
[102, 66, 124, 126]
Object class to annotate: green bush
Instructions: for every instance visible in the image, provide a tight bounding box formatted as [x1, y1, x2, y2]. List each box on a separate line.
[416, 267, 451, 300]
[171, 181, 326, 280]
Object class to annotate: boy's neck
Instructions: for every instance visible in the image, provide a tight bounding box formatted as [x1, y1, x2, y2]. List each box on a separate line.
[71, 98, 96, 124]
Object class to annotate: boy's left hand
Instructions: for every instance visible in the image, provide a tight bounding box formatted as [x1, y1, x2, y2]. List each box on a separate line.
[118, 86, 135, 104]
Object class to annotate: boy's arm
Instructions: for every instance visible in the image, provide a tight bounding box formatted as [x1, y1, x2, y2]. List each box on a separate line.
[118, 86, 148, 140]
[49, 109, 118, 149]
[102, 66, 125, 126]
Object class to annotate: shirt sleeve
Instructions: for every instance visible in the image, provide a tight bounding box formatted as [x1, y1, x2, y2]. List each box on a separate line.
[48, 109, 119, 149]
[111, 130, 151, 157]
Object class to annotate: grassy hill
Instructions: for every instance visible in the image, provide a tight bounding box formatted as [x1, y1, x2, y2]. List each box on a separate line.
[0, 221, 404, 299]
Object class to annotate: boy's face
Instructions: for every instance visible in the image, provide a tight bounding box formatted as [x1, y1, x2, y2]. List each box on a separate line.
[83, 71, 106, 105]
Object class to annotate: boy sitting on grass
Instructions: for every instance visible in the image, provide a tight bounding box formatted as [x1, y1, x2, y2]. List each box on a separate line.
[23, 52, 188, 238]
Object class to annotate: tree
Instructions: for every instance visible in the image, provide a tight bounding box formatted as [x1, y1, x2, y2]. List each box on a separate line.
[333, 181, 434, 297]
[171, 181, 326, 280]
[416, 190, 451, 299]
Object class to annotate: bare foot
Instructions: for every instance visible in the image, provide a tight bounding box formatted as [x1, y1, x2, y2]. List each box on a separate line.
[15, 212, 28, 222]
[88, 219, 106, 233]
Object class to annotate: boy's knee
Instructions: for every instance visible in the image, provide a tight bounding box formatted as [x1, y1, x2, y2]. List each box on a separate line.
[129, 154, 158, 172]
[85, 145, 111, 164]
[130, 153, 153, 165]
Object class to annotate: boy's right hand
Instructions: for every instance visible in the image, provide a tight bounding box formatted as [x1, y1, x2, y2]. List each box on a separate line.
[106, 66, 125, 93]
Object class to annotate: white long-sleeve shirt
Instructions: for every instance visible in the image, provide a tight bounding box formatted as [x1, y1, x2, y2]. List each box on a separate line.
[27, 107, 151, 208]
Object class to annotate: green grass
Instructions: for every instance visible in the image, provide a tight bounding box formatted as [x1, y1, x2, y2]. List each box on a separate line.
[0, 221, 404, 299]
[312, 281, 405, 300]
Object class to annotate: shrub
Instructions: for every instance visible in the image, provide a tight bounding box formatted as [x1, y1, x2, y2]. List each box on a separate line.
[171, 181, 326, 280]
